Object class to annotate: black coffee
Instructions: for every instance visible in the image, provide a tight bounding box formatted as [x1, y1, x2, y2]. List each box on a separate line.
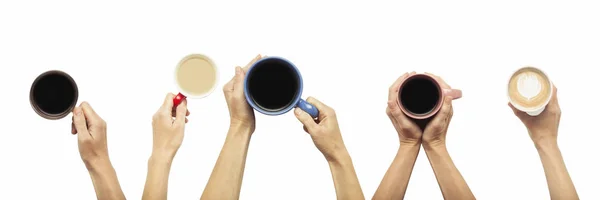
[247, 59, 299, 111]
[400, 77, 440, 115]
[32, 72, 77, 115]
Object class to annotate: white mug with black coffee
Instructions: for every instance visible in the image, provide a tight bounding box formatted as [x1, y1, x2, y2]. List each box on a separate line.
[507, 66, 553, 116]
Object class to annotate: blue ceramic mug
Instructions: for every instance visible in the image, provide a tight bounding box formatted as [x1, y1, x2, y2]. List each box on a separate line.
[244, 57, 319, 118]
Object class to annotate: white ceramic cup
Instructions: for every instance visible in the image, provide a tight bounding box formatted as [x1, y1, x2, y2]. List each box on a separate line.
[507, 66, 553, 116]
[173, 54, 219, 106]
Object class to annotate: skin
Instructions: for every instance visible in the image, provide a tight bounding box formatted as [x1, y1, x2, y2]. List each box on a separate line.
[373, 72, 475, 200]
[200, 55, 262, 200]
[509, 85, 579, 200]
[142, 93, 190, 200]
[294, 98, 365, 200]
[71, 102, 126, 200]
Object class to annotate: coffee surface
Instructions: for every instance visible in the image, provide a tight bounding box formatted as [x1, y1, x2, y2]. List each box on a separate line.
[508, 67, 551, 108]
[400, 77, 440, 115]
[247, 59, 299, 111]
[32, 73, 77, 115]
[176, 56, 217, 96]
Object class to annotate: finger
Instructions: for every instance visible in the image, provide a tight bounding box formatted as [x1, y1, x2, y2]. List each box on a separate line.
[71, 116, 76, 134]
[233, 66, 245, 92]
[429, 96, 453, 126]
[294, 108, 318, 132]
[388, 72, 409, 101]
[243, 54, 263, 72]
[185, 118, 189, 123]
[174, 99, 188, 125]
[72, 107, 91, 139]
[171, 108, 190, 118]
[303, 126, 309, 133]
[80, 102, 101, 121]
[508, 102, 526, 119]
[159, 93, 176, 114]
[306, 97, 333, 119]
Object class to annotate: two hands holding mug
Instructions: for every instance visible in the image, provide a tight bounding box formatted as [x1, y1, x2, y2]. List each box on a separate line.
[373, 72, 475, 200]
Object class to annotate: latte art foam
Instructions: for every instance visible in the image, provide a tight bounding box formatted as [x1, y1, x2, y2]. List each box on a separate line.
[508, 67, 551, 109]
[516, 72, 542, 100]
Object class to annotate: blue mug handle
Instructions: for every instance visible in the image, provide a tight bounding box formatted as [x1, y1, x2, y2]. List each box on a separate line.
[297, 99, 319, 118]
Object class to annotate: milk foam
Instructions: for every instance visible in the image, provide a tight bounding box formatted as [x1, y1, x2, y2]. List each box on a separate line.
[516, 73, 542, 100]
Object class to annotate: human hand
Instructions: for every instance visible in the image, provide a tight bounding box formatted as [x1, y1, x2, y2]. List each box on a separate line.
[223, 54, 263, 134]
[509, 85, 560, 144]
[421, 73, 456, 147]
[71, 102, 110, 168]
[294, 97, 349, 162]
[387, 71, 423, 145]
[151, 93, 189, 159]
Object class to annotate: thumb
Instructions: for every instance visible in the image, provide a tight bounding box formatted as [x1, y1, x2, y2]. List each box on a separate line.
[508, 102, 526, 119]
[72, 107, 91, 139]
[174, 99, 188, 125]
[294, 108, 317, 133]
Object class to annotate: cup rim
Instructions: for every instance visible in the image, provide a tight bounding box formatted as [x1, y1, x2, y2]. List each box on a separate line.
[507, 66, 553, 112]
[30, 70, 79, 120]
[397, 73, 443, 120]
[243, 56, 304, 116]
[173, 54, 219, 99]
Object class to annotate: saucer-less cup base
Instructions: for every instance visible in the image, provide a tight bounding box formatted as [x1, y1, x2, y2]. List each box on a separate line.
[30, 70, 78, 120]
[244, 57, 319, 118]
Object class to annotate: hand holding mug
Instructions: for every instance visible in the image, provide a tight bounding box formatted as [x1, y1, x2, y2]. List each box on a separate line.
[71, 102, 109, 167]
[151, 93, 189, 159]
[509, 85, 560, 143]
[387, 72, 423, 144]
[420, 73, 456, 146]
[294, 97, 347, 162]
[223, 55, 263, 133]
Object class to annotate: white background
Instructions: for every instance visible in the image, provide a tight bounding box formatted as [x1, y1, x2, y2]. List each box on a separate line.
[0, 0, 598, 199]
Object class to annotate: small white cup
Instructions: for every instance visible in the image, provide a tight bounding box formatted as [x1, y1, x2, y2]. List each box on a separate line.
[507, 66, 553, 116]
[173, 54, 219, 106]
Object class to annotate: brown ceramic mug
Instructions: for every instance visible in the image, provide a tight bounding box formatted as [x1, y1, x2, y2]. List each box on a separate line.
[397, 73, 461, 120]
[30, 70, 79, 119]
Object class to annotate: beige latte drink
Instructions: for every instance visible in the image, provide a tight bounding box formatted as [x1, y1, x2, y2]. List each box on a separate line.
[173, 54, 218, 107]
[508, 66, 552, 116]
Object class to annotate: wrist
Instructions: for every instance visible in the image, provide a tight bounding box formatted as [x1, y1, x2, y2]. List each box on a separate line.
[83, 156, 112, 172]
[228, 123, 254, 137]
[533, 137, 558, 151]
[422, 140, 446, 151]
[400, 139, 421, 147]
[150, 150, 176, 164]
[326, 147, 351, 165]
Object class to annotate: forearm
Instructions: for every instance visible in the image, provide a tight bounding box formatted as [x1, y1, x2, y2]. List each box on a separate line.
[535, 138, 579, 200]
[328, 150, 365, 200]
[373, 142, 420, 200]
[423, 143, 474, 200]
[142, 154, 174, 200]
[86, 157, 126, 200]
[201, 125, 252, 200]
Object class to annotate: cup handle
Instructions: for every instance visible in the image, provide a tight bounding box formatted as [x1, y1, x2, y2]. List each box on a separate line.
[297, 99, 319, 118]
[173, 92, 187, 107]
[443, 89, 462, 99]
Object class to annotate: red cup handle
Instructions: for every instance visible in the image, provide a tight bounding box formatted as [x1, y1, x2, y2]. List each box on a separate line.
[173, 92, 187, 107]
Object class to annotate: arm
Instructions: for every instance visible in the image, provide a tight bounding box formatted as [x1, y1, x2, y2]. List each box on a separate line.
[71, 102, 126, 200]
[373, 72, 424, 200]
[294, 97, 365, 200]
[509, 85, 578, 199]
[201, 56, 261, 199]
[328, 149, 364, 200]
[423, 142, 474, 200]
[142, 153, 173, 200]
[372, 142, 420, 200]
[535, 138, 578, 200]
[86, 158, 127, 200]
[142, 94, 189, 200]
[201, 125, 252, 200]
